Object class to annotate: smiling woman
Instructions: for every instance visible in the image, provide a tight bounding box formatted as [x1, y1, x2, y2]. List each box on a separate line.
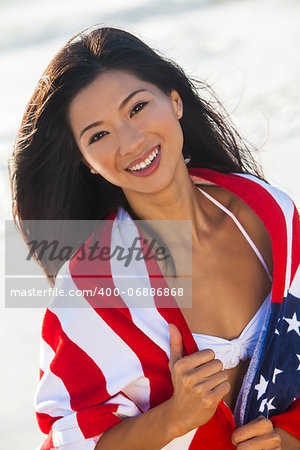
[68, 70, 184, 193]
[8, 26, 300, 450]
[8, 27, 265, 228]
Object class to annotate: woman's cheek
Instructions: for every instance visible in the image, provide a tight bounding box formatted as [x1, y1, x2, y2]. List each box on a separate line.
[147, 107, 182, 139]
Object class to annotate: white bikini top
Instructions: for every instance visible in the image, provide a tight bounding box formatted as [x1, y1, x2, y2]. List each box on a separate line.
[192, 187, 273, 370]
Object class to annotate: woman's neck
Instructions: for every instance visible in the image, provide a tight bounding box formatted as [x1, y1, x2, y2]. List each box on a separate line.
[123, 162, 214, 244]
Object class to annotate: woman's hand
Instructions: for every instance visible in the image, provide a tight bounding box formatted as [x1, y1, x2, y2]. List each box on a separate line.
[231, 416, 282, 449]
[166, 323, 231, 438]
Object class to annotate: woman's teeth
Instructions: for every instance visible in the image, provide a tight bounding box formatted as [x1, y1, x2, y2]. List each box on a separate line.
[128, 146, 159, 171]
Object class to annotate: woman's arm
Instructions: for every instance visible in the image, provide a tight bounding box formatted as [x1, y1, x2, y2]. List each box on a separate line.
[95, 398, 176, 449]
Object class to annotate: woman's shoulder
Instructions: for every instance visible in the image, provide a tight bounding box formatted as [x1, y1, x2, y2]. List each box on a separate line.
[196, 180, 274, 274]
[196, 172, 298, 220]
[194, 183, 237, 213]
[196, 183, 266, 237]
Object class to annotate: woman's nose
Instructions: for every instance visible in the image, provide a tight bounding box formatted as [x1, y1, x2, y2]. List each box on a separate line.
[118, 125, 146, 156]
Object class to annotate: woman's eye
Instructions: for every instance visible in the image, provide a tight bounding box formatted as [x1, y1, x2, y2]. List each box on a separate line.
[87, 103, 148, 144]
[89, 131, 108, 145]
[130, 102, 148, 117]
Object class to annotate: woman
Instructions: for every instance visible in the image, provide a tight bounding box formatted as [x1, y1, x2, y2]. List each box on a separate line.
[9, 26, 300, 449]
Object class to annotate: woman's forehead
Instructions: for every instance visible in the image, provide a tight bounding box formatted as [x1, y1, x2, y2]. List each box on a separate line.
[73, 70, 155, 105]
[68, 71, 158, 131]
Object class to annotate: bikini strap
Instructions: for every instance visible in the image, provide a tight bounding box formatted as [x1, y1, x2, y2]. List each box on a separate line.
[197, 187, 273, 283]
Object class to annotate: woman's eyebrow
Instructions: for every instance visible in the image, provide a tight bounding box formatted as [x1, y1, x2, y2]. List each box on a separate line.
[79, 88, 149, 139]
[119, 88, 148, 110]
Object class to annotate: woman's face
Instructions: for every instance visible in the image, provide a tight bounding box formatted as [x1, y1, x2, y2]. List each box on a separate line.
[68, 70, 184, 194]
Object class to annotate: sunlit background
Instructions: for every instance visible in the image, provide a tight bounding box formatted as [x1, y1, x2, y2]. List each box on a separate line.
[0, 0, 299, 447]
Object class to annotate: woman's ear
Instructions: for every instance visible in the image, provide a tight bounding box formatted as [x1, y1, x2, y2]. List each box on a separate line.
[170, 90, 183, 119]
[80, 157, 97, 174]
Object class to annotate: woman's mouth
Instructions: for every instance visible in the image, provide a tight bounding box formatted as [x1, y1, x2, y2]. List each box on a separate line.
[126, 145, 161, 177]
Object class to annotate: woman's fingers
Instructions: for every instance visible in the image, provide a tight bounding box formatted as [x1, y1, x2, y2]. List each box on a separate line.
[232, 416, 273, 444]
[168, 324, 184, 369]
[204, 370, 230, 391]
[235, 433, 281, 449]
[232, 416, 282, 449]
[208, 377, 231, 402]
[188, 357, 224, 378]
[168, 324, 217, 370]
[167, 323, 232, 436]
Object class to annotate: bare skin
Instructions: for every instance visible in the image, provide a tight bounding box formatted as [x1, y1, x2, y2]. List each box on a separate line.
[149, 182, 273, 412]
[180, 184, 274, 412]
[232, 415, 300, 449]
[68, 69, 298, 448]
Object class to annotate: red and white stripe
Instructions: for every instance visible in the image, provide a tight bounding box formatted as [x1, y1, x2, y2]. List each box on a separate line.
[35, 168, 299, 449]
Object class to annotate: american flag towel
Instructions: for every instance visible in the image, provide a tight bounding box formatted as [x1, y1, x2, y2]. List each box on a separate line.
[34, 168, 300, 449]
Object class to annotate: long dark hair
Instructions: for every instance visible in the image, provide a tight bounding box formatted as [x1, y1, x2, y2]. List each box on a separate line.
[8, 26, 267, 286]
